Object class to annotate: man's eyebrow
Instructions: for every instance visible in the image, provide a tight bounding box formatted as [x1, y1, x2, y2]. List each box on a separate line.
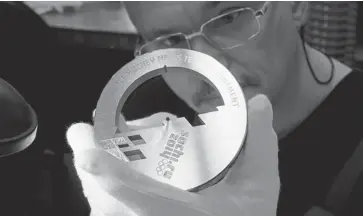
[205, 1, 221, 8]
[144, 1, 221, 41]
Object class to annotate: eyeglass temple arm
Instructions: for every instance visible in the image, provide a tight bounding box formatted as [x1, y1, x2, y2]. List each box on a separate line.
[134, 36, 144, 56]
[255, 1, 269, 17]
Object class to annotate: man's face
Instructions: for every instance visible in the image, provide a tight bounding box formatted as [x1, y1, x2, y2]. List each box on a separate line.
[126, 2, 299, 112]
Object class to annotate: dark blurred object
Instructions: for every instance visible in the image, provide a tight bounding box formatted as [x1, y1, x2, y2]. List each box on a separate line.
[0, 2, 60, 216]
[0, 77, 37, 156]
[0, 77, 39, 216]
[0, 78, 36, 142]
[0, 1, 55, 150]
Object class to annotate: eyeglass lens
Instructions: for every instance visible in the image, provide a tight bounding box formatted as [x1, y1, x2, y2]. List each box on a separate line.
[203, 8, 259, 49]
[139, 8, 260, 54]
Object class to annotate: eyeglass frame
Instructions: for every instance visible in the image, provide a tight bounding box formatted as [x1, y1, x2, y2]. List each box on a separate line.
[134, 1, 270, 57]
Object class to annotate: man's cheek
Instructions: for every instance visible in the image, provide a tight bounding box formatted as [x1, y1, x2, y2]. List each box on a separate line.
[243, 87, 261, 101]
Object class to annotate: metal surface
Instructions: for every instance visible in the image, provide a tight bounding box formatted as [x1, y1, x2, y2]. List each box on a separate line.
[94, 49, 247, 191]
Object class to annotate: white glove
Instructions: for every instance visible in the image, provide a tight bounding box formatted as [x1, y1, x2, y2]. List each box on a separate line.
[67, 94, 280, 216]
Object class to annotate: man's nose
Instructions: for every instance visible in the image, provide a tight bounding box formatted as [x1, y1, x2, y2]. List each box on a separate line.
[188, 35, 229, 69]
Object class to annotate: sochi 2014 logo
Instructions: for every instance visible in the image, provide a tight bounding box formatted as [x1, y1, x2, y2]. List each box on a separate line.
[156, 131, 189, 179]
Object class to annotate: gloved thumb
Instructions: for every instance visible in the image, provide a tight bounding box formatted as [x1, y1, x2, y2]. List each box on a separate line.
[224, 94, 279, 185]
[66, 123, 98, 163]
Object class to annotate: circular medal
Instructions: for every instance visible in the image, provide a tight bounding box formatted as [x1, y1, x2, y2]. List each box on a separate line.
[94, 49, 247, 191]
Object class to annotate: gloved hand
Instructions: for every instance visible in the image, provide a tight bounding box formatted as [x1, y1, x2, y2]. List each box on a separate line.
[67, 94, 280, 216]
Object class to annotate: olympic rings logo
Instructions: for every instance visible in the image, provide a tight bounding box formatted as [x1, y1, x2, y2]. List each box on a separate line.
[156, 159, 169, 176]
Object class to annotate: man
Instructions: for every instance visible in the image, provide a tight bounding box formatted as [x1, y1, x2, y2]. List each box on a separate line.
[67, 2, 363, 216]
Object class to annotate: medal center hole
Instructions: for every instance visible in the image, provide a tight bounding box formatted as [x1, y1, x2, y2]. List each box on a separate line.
[121, 68, 223, 130]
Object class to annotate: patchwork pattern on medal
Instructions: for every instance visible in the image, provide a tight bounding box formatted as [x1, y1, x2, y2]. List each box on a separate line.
[99, 138, 129, 161]
[128, 134, 146, 145]
[105, 106, 230, 163]
[124, 149, 146, 161]
[123, 134, 147, 161]
[100, 133, 148, 162]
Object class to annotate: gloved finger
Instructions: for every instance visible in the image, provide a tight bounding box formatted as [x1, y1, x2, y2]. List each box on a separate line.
[223, 94, 279, 186]
[218, 95, 279, 215]
[79, 148, 208, 204]
[78, 149, 219, 216]
[67, 123, 218, 215]
[66, 122, 99, 165]
[67, 120, 183, 198]
[67, 123, 139, 215]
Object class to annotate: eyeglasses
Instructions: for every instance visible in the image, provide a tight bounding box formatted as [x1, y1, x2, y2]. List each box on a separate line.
[134, 2, 270, 56]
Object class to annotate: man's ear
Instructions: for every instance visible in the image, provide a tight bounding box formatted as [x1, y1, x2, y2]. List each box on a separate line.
[291, 2, 310, 29]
